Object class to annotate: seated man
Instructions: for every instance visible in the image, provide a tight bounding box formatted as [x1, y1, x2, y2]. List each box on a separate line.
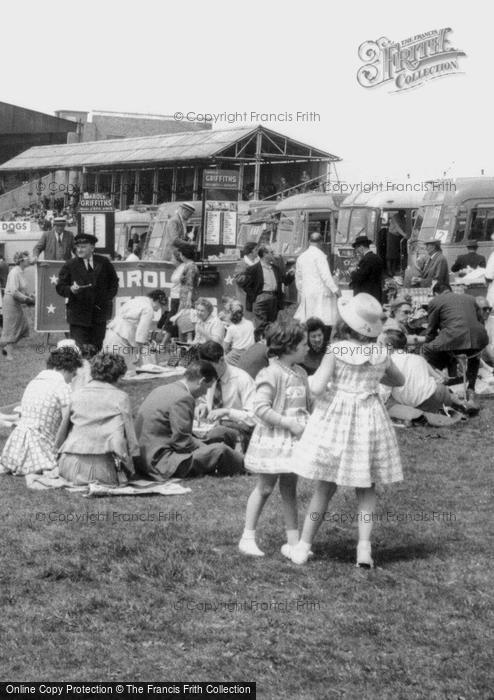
[475, 297, 494, 367]
[196, 340, 256, 451]
[422, 283, 489, 398]
[383, 329, 467, 413]
[135, 360, 244, 480]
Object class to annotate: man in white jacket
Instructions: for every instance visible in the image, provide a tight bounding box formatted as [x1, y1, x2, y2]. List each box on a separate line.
[294, 232, 341, 334]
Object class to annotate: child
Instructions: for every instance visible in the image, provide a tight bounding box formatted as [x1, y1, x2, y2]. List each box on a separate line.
[223, 302, 255, 366]
[286, 293, 405, 568]
[239, 320, 311, 557]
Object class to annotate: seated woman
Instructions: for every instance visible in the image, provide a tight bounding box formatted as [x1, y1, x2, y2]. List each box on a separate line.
[103, 290, 168, 367]
[0, 347, 82, 475]
[299, 317, 328, 376]
[56, 339, 96, 391]
[223, 302, 255, 366]
[382, 329, 467, 413]
[193, 297, 225, 345]
[382, 297, 425, 349]
[58, 353, 139, 486]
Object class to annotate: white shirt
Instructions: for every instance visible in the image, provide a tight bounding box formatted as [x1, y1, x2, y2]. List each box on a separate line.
[170, 262, 185, 299]
[106, 296, 155, 347]
[485, 251, 494, 306]
[194, 313, 225, 345]
[224, 318, 255, 350]
[390, 351, 437, 407]
[126, 253, 140, 262]
[199, 365, 256, 425]
[84, 256, 95, 270]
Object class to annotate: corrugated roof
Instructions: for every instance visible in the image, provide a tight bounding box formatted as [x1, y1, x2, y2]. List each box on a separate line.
[0, 126, 338, 171]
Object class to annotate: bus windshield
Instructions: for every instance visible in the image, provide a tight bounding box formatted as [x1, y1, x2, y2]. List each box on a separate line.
[336, 208, 377, 244]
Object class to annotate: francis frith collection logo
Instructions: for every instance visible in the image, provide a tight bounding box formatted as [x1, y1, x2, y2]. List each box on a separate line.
[357, 28, 466, 92]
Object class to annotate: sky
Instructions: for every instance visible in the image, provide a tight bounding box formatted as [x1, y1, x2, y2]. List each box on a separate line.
[2, 0, 489, 186]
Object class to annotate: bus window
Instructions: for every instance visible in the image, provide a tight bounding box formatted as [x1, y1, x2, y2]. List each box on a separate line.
[336, 209, 350, 243]
[349, 208, 371, 240]
[452, 207, 467, 243]
[468, 208, 494, 242]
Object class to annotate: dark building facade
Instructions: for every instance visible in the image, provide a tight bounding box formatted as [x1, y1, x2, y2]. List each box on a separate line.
[0, 102, 77, 167]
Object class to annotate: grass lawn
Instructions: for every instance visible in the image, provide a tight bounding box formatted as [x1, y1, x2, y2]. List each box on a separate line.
[0, 324, 493, 698]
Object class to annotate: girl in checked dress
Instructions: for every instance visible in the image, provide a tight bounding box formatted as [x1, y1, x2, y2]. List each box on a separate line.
[287, 293, 405, 568]
[238, 320, 311, 557]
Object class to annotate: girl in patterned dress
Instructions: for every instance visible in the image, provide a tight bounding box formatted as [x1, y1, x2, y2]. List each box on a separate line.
[239, 320, 312, 557]
[0, 348, 82, 475]
[287, 293, 405, 568]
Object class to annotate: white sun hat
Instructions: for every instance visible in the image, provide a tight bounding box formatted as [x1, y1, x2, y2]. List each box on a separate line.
[337, 293, 385, 338]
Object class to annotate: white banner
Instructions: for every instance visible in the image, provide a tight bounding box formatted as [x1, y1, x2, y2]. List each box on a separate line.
[0, 221, 32, 233]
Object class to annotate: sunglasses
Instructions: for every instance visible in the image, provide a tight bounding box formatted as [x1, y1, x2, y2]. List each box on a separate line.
[480, 306, 492, 312]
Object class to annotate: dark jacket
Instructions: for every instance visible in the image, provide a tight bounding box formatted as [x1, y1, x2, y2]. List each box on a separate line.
[135, 380, 203, 480]
[350, 251, 384, 303]
[56, 255, 119, 326]
[244, 259, 287, 312]
[451, 252, 486, 272]
[424, 291, 489, 351]
[419, 252, 450, 287]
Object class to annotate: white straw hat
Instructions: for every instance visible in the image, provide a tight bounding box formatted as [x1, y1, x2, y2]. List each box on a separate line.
[337, 293, 385, 337]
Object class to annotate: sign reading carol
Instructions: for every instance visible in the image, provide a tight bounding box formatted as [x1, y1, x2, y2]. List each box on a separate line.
[357, 28, 466, 92]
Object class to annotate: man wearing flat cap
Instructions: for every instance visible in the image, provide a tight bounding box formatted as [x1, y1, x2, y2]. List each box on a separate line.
[451, 241, 486, 274]
[416, 239, 450, 288]
[32, 216, 74, 261]
[162, 202, 196, 261]
[349, 235, 384, 303]
[56, 233, 119, 351]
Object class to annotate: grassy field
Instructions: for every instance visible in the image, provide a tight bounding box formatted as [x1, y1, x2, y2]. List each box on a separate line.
[0, 323, 493, 698]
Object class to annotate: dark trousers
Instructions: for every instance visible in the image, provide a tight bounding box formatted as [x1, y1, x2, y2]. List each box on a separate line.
[70, 323, 107, 353]
[175, 442, 244, 478]
[422, 346, 481, 391]
[206, 422, 254, 453]
[253, 293, 279, 335]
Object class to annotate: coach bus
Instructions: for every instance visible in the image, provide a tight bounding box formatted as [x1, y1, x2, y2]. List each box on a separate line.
[335, 189, 425, 285]
[410, 177, 494, 269]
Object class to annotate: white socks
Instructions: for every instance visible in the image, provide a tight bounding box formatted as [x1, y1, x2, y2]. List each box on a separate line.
[238, 529, 265, 557]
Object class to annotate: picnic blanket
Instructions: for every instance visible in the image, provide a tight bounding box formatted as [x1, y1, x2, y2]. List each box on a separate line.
[24, 472, 191, 497]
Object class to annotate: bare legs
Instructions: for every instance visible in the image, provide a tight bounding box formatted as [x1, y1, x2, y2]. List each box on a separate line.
[289, 482, 376, 567]
[239, 473, 298, 556]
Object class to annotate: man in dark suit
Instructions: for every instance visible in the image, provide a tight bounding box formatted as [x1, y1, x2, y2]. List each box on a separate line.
[422, 283, 489, 394]
[349, 235, 384, 303]
[56, 233, 119, 351]
[451, 241, 486, 273]
[33, 216, 74, 261]
[244, 245, 290, 334]
[135, 360, 244, 480]
[417, 240, 450, 287]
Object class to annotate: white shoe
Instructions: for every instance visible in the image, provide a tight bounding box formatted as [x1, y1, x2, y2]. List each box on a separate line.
[238, 538, 265, 557]
[356, 541, 374, 569]
[281, 544, 314, 560]
[288, 544, 311, 565]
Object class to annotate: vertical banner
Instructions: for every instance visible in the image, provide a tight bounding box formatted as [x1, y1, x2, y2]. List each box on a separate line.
[201, 170, 239, 258]
[35, 261, 176, 332]
[78, 194, 115, 255]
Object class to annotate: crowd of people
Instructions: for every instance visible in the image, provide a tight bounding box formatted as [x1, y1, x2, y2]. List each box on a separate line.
[1, 229, 493, 569]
